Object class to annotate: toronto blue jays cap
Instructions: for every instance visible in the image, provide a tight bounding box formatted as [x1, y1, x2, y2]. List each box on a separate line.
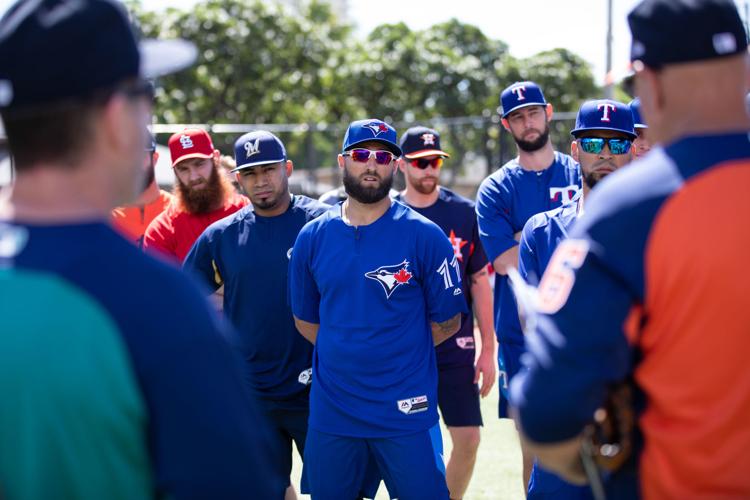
[399, 126, 450, 159]
[232, 131, 287, 172]
[629, 98, 647, 129]
[629, 0, 747, 68]
[0, 0, 197, 110]
[500, 81, 547, 118]
[342, 119, 402, 156]
[571, 99, 636, 140]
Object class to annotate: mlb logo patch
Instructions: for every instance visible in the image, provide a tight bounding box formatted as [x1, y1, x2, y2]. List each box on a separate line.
[298, 367, 312, 386]
[397, 395, 429, 415]
[456, 337, 475, 350]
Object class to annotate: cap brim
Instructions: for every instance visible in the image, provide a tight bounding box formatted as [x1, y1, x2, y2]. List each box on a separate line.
[502, 101, 546, 118]
[634, 124, 648, 129]
[172, 152, 212, 167]
[404, 149, 450, 159]
[345, 139, 402, 157]
[231, 158, 286, 172]
[571, 127, 637, 140]
[140, 39, 198, 79]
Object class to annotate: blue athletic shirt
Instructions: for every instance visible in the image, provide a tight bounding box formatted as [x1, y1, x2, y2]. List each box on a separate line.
[290, 201, 468, 437]
[183, 195, 329, 406]
[476, 151, 581, 347]
[2, 221, 286, 499]
[394, 188, 488, 368]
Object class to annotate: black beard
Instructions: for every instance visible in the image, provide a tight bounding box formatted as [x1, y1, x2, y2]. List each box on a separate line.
[514, 125, 550, 153]
[583, 170, 601, 189]
[343, 167, 393, 204]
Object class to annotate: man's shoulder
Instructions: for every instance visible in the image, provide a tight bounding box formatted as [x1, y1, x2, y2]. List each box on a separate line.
[392, 201, 446, 238]
[293, 195, 332, 219]
[525, 201, 576, 237]
[551, 151, 578, 170]
[438, 187, 475, 210]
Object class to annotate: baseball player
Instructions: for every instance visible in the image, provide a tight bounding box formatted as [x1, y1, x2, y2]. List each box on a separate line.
[111, 130, 174, 248]
[394, 126, 495, 500]
[0, 0, 285, 497]
[183, 131, 329, 499]
[517, 98, 635, 499]
[143, 127, 248, 261]
[628, 98, 651, 158]
[510, 0, 750, 498]
[290, 119, 468, 499]
[475, 80, 581, 488]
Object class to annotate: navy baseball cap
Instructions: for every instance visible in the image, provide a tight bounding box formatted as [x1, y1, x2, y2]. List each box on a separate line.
[629, 0, 747, 68]
[629, 98, 647, 129]
[500, 81, 547, 118]
[571, 99, 636, 140]
[232, 131, 287, 172]
[342, 119, 402, 156]
[0, 0, 197, 110]
[399, 126, 450, 159]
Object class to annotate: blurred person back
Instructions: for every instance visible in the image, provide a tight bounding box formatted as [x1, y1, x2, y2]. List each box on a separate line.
[0, 1, 285, 498]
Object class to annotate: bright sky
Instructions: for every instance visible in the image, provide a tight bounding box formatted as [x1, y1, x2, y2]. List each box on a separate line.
[0, 0, 747, 85]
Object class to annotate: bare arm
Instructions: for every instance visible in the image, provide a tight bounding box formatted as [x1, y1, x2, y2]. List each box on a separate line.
[294, 316, 319, 345]
[470, 267, 497, 397]
[491, 231, 522, 275]
[431, 313, 461, 346]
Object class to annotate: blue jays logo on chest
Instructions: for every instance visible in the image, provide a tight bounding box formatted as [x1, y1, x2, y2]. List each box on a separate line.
[365, 260, 413, 299]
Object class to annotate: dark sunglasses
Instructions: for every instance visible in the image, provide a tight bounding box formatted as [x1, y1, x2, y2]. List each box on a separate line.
[343, 149, 396, 165]
[578, 137, 632, 155]
[409, 157, 443, 169]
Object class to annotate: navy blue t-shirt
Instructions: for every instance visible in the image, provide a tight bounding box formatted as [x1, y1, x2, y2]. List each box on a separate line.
[290, 201, 469, 437]
[394, 188, 488, 368]
[183, 195, 329, 405]
[476, 151, 581, 346]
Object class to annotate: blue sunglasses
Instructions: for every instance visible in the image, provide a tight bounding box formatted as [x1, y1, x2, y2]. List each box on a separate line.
[578, 137, 632, 155]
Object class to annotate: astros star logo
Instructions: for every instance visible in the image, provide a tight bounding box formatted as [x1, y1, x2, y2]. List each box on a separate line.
[448, 230, 467, 262]
[365, 260, 413, 298]
[364, 121, 389, 137]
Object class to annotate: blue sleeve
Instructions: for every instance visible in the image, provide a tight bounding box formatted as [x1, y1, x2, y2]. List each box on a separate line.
[466, 215, 489, 276]
[476, 174, 518, 262]
[182, 229, 222, 293]
[419, 222, 470, 323]
[518, 218, 539, 284]
[289, 224, 321, 324]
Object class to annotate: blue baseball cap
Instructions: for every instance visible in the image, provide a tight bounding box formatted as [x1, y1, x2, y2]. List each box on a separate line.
[399, 126, 450, 159]
[232, 131, 287, 172]
[629, 98, 647, 129]
[342, 119, 402, 156]
[571, 99, 637, 140]
[500, 81, 547, 118]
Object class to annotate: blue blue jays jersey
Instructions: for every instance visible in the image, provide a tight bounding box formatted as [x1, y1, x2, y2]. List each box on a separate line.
[394, 188, 488, 368]
[290, 201, 469, 437]
[476, 151, 581, 346]
[183, 195, 329, 405]
[518, 197, 580, 285]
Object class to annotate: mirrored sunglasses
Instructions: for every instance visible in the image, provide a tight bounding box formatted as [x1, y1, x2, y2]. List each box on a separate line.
[409, 157, 443, 169]
[343, 149, 396, 165]
[578, 137, 632, 155]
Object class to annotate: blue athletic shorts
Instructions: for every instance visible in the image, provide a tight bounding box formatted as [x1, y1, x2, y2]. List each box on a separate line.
[528, 461, 594, 500]
[498, 341, 524, 418]
[437, 364, 483, 427]
[302, 425, 449, 500]
[259, 397, 309, 483]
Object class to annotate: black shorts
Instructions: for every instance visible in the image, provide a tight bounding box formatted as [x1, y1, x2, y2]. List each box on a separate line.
[437, 364, 483, 427]
[259, 397, 310, 481]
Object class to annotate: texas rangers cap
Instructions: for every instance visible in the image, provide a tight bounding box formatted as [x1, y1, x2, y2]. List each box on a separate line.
[0, 0, 197, 110]
[629, 0, 747, 68]
[571, 99, 637, 140]
[232, 131, 287, 172]
[168, 128, 215, 167]
[500, 81, 547, 118]
[342, 119, 402, 157]
[629, 98, 647, 129]
[399, 126, 450, 159]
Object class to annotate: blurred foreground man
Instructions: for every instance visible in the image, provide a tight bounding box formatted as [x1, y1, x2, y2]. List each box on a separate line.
[511, 1, 750, 498]
[0, 1, 285, 498]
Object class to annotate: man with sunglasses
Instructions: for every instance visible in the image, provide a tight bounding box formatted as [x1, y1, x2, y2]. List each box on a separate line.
[290, 119, 468, 499]
[629, 98, 651, 158]
[475, 81, 581, 490]
[394, 126, 495, 500]
[0, 0, 285, 498]
[510, 0, 750, 498]
[515, 98, 634, 500]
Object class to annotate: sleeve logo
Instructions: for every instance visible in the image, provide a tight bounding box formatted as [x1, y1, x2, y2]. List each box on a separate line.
[537, 239, 590, 314]
[397, 395, 429, 414]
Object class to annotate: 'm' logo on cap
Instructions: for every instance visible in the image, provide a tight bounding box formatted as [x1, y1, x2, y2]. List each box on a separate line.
[364, 121, 389, 136]
[511, 85, 527, 101]
[180, 134, 194, 149]
[244, 138, 260, 158]
[421, 133, 435, 146]
[598, 103, 616, 122]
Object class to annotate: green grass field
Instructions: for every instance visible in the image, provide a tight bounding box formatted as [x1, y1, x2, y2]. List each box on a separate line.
[290, 381, 526, 499]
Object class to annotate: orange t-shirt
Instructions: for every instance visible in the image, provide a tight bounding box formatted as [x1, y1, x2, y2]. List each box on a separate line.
[111, 190, 174, 249]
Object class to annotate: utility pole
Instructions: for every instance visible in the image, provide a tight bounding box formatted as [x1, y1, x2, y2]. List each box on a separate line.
[605, 0, 614, 98]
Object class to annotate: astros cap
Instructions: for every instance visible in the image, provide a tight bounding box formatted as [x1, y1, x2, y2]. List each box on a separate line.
[500, 81, 547, 118]
[399, 126, 450, 159]
[0, 0, 197, 111]
[232, 131, 287, 172]
[168, 128, 215, 167]
[571, 99, 636, 140]
[342, 119, 402, 157]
